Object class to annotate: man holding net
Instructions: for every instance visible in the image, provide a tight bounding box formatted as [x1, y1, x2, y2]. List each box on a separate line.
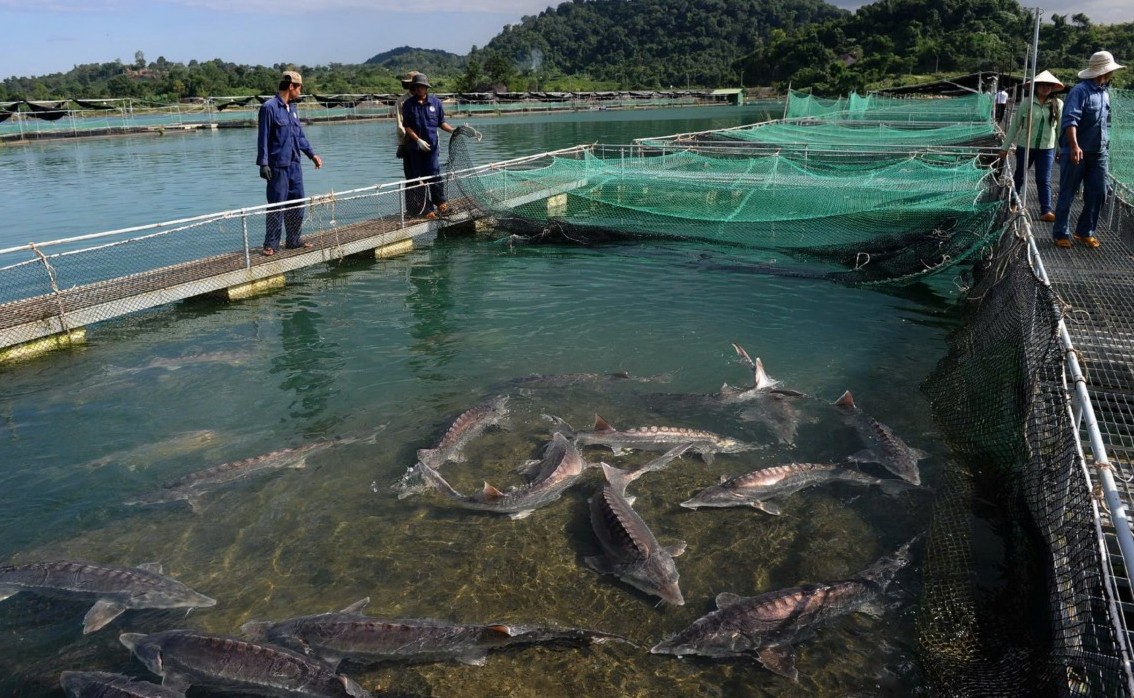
[400, 73, 455, 219]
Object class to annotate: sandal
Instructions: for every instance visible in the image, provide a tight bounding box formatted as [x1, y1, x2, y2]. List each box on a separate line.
[1053, 238, 1072, 249]
[1073, 234, 1100, 249]
[437, 202, 450, 214]
[262, 247, 276, 256]
[285, 241, 314, 250]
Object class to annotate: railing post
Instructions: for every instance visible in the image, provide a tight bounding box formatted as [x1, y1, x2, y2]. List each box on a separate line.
[241, 210, 251, 269]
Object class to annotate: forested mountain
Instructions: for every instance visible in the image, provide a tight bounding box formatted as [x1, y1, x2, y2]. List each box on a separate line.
[737, 0, 1134, 92]
[2, 0, 1131, 101]
[474, 0, 848, 89]
[363, 46, 466, 77]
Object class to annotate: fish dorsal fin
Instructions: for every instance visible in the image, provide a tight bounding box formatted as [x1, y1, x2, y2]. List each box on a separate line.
[83, 599, 127, 634]
[757, 645, 799, 682]
[612, 370, 631, 379]
[484, 624, 515, 638]
[341, 597, 370, 614]
[834, 390, 855, 409]
[136, 562, 163, 574]
[593, 414, 616, 433]
[482, 483, 505, 500]
[715, 592, 745, 609]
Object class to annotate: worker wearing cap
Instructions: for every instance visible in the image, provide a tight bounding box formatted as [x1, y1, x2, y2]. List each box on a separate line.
[400, 73, 455, 219]
[256, 70, 323, 255]
[395, 70, 423, 214]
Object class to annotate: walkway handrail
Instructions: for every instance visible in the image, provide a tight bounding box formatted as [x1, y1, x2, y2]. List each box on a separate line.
[1019, 182, 1134, 692]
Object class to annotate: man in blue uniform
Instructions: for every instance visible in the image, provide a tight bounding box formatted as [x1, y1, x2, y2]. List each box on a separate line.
[1051, 50, 1124, 249]
[256, 70, 323, 256]
[400, 73, 455, 219]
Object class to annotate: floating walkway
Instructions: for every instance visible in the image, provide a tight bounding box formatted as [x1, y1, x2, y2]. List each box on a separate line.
[0, 146, 589, 361]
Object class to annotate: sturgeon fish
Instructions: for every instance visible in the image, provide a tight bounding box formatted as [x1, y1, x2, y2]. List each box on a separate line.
[241, 597, 630, 668]
[650, 538, 918, 681]
[119, 629, 370, 697]
[0, 560, 215, 634]
[554, 414, 753, 465]
[834, 390, 927, 486]
[680, 462, 912, 515]
[60, 671, 186, 698]
[720, 344, 812, 445]
[415, 432, 593, 519]
[416, 395, 510, 469]
[124, 437, 355, 512]
[585, 446, 691, 606]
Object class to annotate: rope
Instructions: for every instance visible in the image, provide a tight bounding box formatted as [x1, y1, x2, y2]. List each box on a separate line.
[29, 243, 70, 333]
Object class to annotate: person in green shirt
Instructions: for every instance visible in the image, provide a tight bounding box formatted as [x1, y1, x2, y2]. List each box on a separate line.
[998, 70, 1064, 222]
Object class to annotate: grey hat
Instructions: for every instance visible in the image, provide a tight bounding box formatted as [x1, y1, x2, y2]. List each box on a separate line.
[409, 73, 432, 88]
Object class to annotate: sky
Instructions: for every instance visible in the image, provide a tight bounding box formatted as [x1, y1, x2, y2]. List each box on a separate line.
[2, 0, 1133, 81]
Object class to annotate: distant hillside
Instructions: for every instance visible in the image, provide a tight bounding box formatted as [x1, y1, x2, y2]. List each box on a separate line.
[737, 0, 1134, 93]
[475, 0, 848, 88]
[363, 46, 467, 79]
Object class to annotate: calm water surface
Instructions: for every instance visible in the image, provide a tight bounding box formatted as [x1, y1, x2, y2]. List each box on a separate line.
[0, 105, 952, 696]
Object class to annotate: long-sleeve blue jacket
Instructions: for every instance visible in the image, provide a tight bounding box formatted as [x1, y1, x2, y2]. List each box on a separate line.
[256, 95, 316, 167]
[1059, 80, 1111, 154]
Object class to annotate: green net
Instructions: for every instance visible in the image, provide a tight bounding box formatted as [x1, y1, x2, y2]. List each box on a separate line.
[1111, 88, 1133, 195]
[785, 89, 994, 123]
[640, 119, 998, 149]
[450, 139, 1004, 285]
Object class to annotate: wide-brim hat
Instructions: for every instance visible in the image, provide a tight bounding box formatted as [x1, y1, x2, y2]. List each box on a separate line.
[1078, 50, 1125, 79]
[400, 71, 420, 88]
[409, 73, 431, 88]
[1026, 70, 1065, 91]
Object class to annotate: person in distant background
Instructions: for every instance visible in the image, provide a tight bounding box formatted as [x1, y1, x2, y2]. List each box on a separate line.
[395, 70, 424, 215]
[256, 70, 323, 256]
[995, 86, 1009, 123]
[998, 70, 1064, 222]
[400, 73, 455, 220]
[1051, 50, 1125, 249]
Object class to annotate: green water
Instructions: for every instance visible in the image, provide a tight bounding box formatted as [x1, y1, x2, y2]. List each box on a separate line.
[0, 105, 950, 696]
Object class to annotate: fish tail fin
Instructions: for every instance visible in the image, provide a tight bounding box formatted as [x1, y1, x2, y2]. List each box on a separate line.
[417, 463, 463, 499]
[601, 462, 641, 496]
[542, 414, 576, 438]
[640, 443, 692, 474]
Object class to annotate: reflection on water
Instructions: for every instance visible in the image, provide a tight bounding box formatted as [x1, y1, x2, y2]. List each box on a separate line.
[0, 236, 947, 696]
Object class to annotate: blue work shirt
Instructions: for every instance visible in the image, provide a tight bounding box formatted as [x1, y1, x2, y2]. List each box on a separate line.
[1060, 80, 1111, 154]
[257, 95, 316, 167]
[401, 95, 447, 151]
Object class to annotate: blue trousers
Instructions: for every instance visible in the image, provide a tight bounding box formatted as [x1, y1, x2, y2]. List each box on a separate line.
[1012, 148, 1055, 214]
[1053, 150, 1108, 240]
[404, 147, 445, 215]
[263, 160, 306, 250]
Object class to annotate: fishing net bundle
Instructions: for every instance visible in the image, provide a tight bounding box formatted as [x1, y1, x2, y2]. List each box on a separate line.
[448, 128, 1005, 286]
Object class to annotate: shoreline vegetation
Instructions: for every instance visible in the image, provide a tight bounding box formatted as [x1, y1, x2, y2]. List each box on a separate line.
[0, 92, 760, 145]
